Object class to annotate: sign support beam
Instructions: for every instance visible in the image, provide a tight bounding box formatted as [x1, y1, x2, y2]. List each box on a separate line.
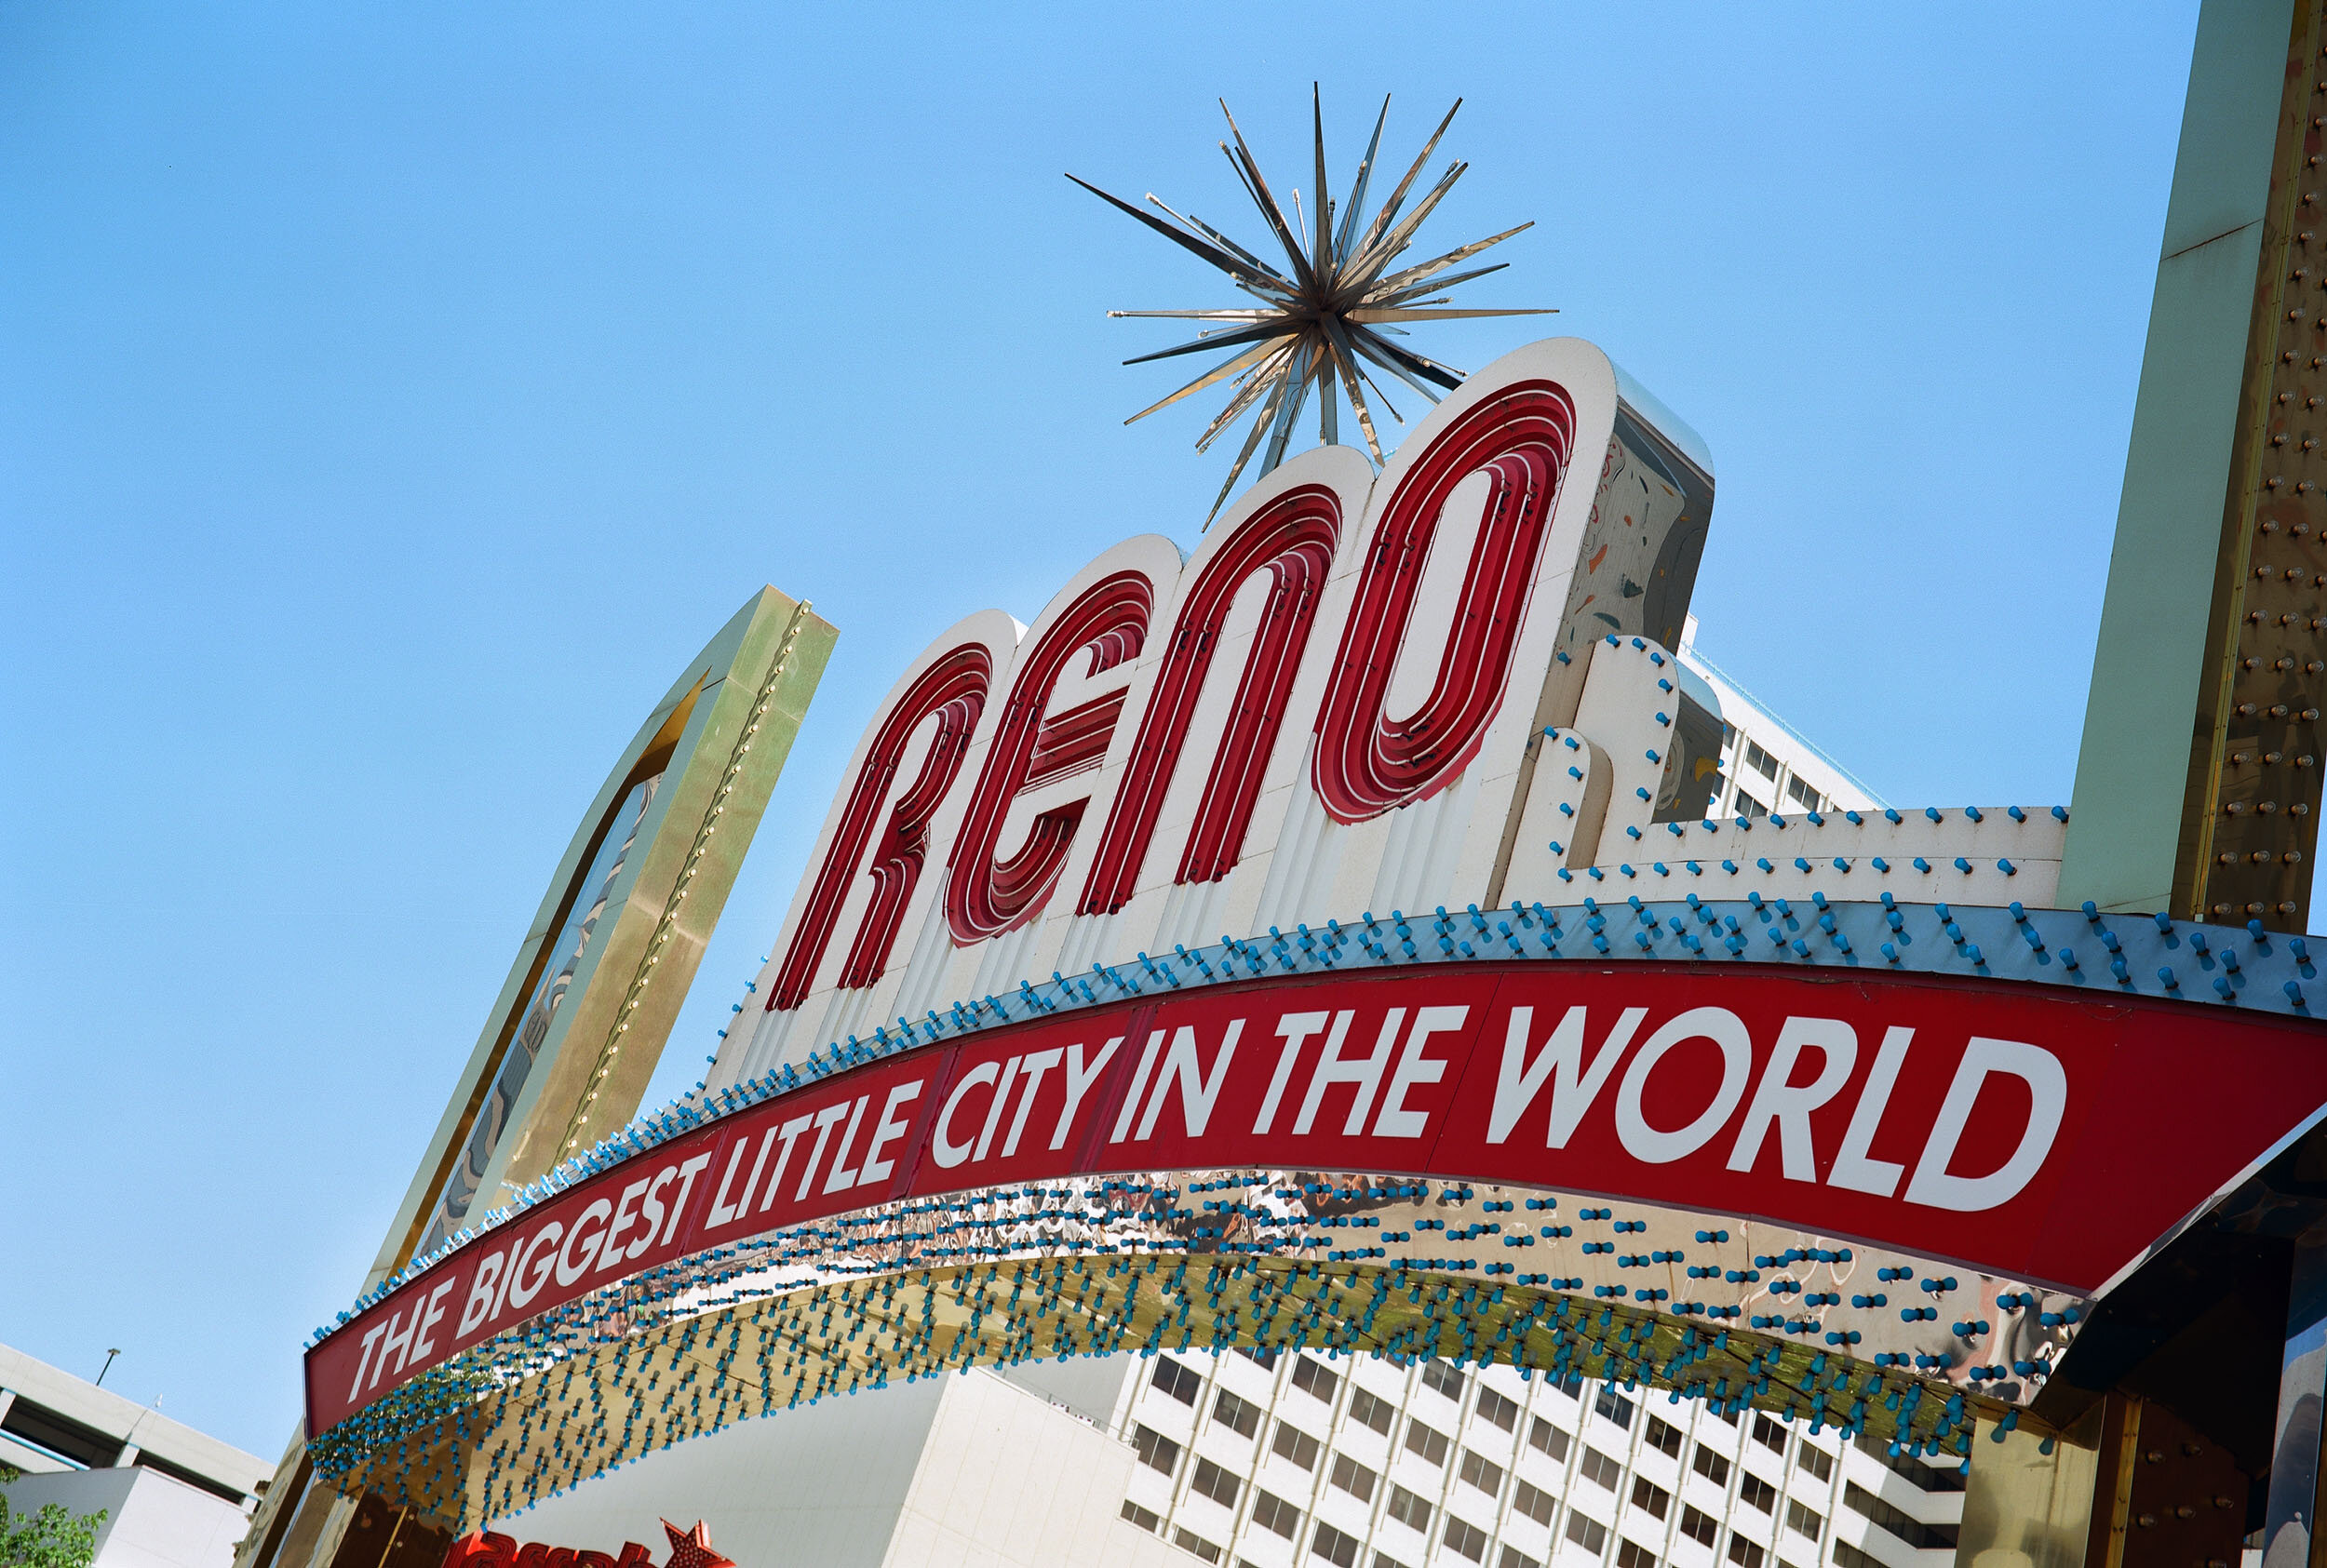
[2063, 0, 2327, 928]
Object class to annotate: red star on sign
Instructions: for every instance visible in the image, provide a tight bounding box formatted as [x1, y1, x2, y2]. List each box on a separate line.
[661, 1521, 734, 1568]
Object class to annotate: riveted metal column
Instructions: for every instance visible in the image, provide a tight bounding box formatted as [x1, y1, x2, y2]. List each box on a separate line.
[2178, 0, 2327, 927]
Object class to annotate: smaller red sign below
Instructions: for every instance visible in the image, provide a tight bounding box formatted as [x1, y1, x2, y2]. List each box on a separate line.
[441, 1519, 733, 1568]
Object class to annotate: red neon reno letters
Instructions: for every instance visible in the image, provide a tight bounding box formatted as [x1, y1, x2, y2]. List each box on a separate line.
[948, 571, 1153, 941]
[1080, 485, 1343, 912]
[744, 340, 1698, 1075]
[769, 645, 990, 1008]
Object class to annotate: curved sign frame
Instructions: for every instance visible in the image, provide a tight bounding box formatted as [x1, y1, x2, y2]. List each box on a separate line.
[308, 902, 2327, 1438]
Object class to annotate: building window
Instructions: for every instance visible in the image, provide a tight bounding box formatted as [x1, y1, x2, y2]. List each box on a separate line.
[1833, 1545, 1884, 1568]
[1853, 1437, 1968, 1494]
[1630, 1478, 1671, 1521]
[1312, 1523, 1362, 1568]
[1529, 1418, 1571, 1463]
[1460, 1449, 1505, 1495]
[1330, 1452, 1378, 1504]
[1151, 1357, 1202, 1406]
[1190, 1456, 1242, 1509]
[1645, 1417, 1683, 1460]
[1705, 1405, 1740, 1427]
[1594, 1387, 1635, 1429]
[1616, 1540, 1659, 1568]
[1784, 776, 1819, 810]
[1387, 1484, 1433, 1533]
[1273, 1421, 1323, 1470]
[1752, 1415, 1787, 1456]
[1251, 1491, 1302, 1540]
[1176, 1528, 1225, 1563]
[1678, 1507, 1719, 1549]
[1238, 1346, 1283, 1372]
[1133, 1424, 1181, 1476]
[1349, 1387, 1394, 1436]
[1736, 789, 1769, 819]
[1421, 1360, 1469, 1403]
[1566, 1511, 1609, 1555]
[1514, 1480, 1557, 1527]
[1478, 1387, 1521, 1432]
[1214, 1389, 1259, 1440]
[1551, 1369, 1586, 1400]
[1445, 1517, 1490, 1562]
[1374, 1555, 1413, 1568]
[1744, 740, 1776, 780]
[1293, 1356, 1341, 1403]
[1406, 1419, 1451, 1467]
[1739, 1476, 1776, 1515]
[1796, 1445, 1832, 1483]
[1121, 1500, 1160, 1532]
[1691, 1447, 1731, 1488]
[1580, 1446, 1624, 1492]
[1785, 1501, 1823, 1542]
[1502, 1549, 1545, 1568]
[1844, 1483, 1959, 1550]
[1727, 1537, 1765, 1568]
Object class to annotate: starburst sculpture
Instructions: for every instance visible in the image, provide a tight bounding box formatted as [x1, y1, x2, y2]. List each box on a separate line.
[1070, 88, 1554, 521]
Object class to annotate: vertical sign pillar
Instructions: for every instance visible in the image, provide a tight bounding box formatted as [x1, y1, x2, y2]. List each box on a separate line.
[234, 587, 836, 1568]
[2062, 0, 2327, 928]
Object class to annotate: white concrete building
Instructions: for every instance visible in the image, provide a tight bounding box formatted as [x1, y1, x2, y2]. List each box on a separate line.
[501, 1358, 1182, 1566]
[0, 1340, 269, 1568]
[1110, 1347, 1961, 1568]
[1675, 619, 1884, 824]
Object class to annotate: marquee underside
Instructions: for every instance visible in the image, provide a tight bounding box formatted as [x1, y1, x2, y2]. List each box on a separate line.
[311, 1179, 2037, 1536]
[300, 905, 2327, 1536]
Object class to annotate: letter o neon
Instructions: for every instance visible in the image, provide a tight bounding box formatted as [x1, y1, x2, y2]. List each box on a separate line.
[1614, 1008, 1754, 1164]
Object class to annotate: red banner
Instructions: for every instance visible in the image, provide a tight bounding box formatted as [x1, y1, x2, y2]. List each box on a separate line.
[308, 961, 2327, 1431]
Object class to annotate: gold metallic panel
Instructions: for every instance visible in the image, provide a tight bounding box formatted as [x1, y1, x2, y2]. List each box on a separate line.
[1958, 1403, 2105, 1568]
[237, 588, 836, 1568]
[2181, 0, 2327, 928]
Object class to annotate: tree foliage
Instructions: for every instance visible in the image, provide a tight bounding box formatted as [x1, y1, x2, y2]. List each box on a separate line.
[0, 1464, 107, 1568]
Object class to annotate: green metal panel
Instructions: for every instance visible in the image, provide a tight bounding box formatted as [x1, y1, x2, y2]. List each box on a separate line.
[2059, 0, 2291, 915]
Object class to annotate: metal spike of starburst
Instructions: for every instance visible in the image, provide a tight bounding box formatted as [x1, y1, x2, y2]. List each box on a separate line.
[1070, 87, 1555, 523]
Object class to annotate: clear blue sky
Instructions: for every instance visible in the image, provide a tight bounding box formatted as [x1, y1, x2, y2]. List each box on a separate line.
[2, 3, 2203, 1457]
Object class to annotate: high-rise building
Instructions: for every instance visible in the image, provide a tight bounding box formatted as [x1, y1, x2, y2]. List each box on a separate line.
[504, 1334, 1964, 1568]
[1675, 621, 1882, 825]
[1107, 1344, 1960, 1568]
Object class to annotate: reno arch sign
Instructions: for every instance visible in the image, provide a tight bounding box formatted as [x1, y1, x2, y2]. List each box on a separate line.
[304, 338, 2327, 1438]
[730, 338, 1714, 1069]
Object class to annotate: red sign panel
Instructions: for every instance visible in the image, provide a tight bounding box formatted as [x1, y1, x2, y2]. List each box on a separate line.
[308, 961, 2327, 1431]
